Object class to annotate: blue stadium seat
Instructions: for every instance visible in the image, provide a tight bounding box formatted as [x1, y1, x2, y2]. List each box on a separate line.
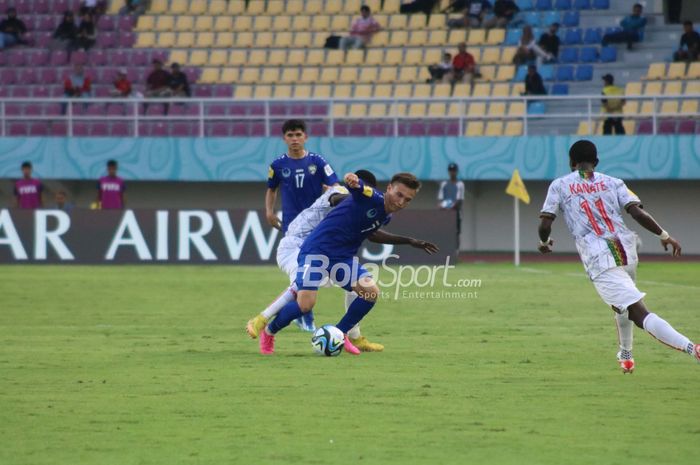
[551, 83, 569, 95]
[524, 12, 540, 27]
[575, 64, 593, 80]
[559, 48, 579, 63]
[583, 28, 602, 44]
[556, 65, 574, 81]
[604, 26, 622, 35]
[562, 11, 580, 27]
[542, 11, 560, 27]
[563, 28, 582, 45]
[600, 46, 617, 62]
[516, 0, 535, 11]
[532, 27, 544, 38]
[540, 64, 554, 81]
[554, 0, 572, 8]
[527, 102, 546, 114]
[515, 65, 528, 81]
[573, 0, 591, 9]
[536, 0, 552, 10]
[592, 0, 609, 8]
[580, 46, 598, 62]
[505, 28, 522, 45]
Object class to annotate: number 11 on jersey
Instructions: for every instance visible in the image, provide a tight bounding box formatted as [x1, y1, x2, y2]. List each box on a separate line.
[581, 198, 615, 236]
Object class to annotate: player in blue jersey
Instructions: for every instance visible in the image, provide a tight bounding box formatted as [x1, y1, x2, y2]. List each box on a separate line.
[265, 119, 340, 332]
[259, 171, 424, 355]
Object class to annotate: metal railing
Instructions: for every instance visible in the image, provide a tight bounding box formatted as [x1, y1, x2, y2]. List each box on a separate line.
[0, 94, 698, 137]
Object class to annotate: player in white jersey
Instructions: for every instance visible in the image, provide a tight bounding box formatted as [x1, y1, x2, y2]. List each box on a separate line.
[538, 140, 700, 373]
[246, 170, 439, 352]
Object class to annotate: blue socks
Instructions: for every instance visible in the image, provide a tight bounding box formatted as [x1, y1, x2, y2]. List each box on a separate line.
[336, 297, 375, 333]
[268, 300, 304, 334]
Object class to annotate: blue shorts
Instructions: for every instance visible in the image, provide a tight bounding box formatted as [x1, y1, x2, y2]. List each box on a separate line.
[295, 253, 371, 291]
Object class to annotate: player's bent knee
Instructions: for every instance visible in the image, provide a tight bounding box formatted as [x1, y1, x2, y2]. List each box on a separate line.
[297, 290, 317, 313]
[627, 300, 648, 328]
[356, 284, 380, 302]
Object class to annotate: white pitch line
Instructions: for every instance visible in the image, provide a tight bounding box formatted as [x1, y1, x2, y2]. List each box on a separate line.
[517, 267, 700, 290]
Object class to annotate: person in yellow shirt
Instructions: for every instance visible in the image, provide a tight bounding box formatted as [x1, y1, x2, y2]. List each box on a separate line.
[601, 74, 626, 135]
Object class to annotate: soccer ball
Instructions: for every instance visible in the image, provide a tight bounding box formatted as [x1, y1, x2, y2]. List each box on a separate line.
[440, 199, 454, 209]
[311, 325, 345, 357]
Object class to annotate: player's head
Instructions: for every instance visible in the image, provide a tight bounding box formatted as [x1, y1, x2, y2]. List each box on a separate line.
[354, 169, 377, 188]
[684, 20, 693, 33]
[55, 190, 67, 205]
[282, 119, 308, 152]
[21, 161, 32, 178]
[385, 172, 420, 213]
[107, 159, 118, 176]
[569, 140, 599, 170]
[448, 162, 458, 180]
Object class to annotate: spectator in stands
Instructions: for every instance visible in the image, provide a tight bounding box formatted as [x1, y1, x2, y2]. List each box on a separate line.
[97, 160, 126, 210]
[72, 11, 96, 51]
[523, 65, 547, 96]
[14, 162, 43, 210]
[62, 64, 92, 114]
[601, 74, 625, 135]
[447, 1, 492, 29]
[80, 1, 106, 17]
[51, 11, 78, 52]
[110, 68, 132, 97]
[427, 52, 453, 83]
[339, 5, 381, 50]
[538, 23, 560, 61]
[145, 59, 172, 97]
[451, 42, 477, 85]
[673, 20, 700, 62]
[169, 63, 191, 97]
[54, 190, 74, 213]
[484, 0, 520, 29]
[0, 7, 28, 49]
[513, 25, 553, 66]
[437, 162, 465, 249]
[601, 3, 646, 50]
[400, 0, 438, 15]
[120, 0, 149, 16]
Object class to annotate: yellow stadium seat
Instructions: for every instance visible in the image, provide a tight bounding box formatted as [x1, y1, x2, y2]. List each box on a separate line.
[424, 49, 441, 64]
[268, 50, 287, 66]
[428, 30, 448, 46]
[343, 0, 363, 14]
[209, 0, 226, 14]
[643, 63, 665, 80]
[175, 32, 195, 48]
[365, 49, 384, 65]
[197, 32, 214, 48]
[334, 84, 353, 98]
[306, 50, 325, 66]
[358, 67, 379, 83]
[195, 16, 213, 32]
[233, 84, 253, 99]
[660, 100, 679, 114]
[213, 16, 233, 32]
[267, 1, 285, 15]
[447, 103, 462, 117]
[687, 63, 700, 79]
[488, 102, 506, 117]
[427, 13, 444, 29]
[319, 67, 339, 83]
[643, 82, 662, 95]
[478, 66, 496, 82]
[398, 66, 418, 82]
[332, 103, 347, 118]
[622, 120, 635, 134]
[378, 67, 398, 83]
[504, 121, 523, 136]
[508, 102, 526, 117]
[239, 68, 260, 83]
[434, 83, 452, 98]
[385, 49, 403, 66]
[407, 30, 428, 47]
[408, 14, 426, 30]
[233, 16, 253, 32]
[500, 47, 517, 64]
[292, 15, 311, 31]
[495, 65, 515, 82]
[492, 83, 509, 97]
[623, 100, 638, 116]
[158, 32, 176, 47]
[468, 29, 486, 45]
[686, 81, 700, 93]
[339, 67, 359, 84]
[624, 82, 642, 96]
[413, 83, 432, 98]
[465, 121, 485, 137]
[170, 0, 187, 14]
[306, 0, 323, 15]
[254, 16, 272, 32]
[325, 1, 343, 14]
[467, 102, 486, 117]
[155, 15, 174, 32]
[313, 15, 331, 31]
[149, 0, 168, 14]
[273, 16, 292, 31]
[384, 0, 401, 13]
[640, 100, 655, 115]
[326, 50, 345, 66]
[453, 83, 471, 97]
[345, 49, 364, 65]
[200, 68, 220, 84]
[134, 15, 154, 31]
[135, 32, 156, 48]
[481, 48, 500, 65]
[288, 50, 305, 65]
[666, 62, 686, 79]
[469, 49, 482, 63]
[428, 103, 447, 117]
[279, 69, 300, 83]
[294, 84, 312, 98]
[374, 84, 392, 98]
[299, 67, 319, 84]
[680, 100, 698, 115]
[274, 84, 293, 99]
[276, 32, 294, 46]
[393, 103, 408, 117]
[247, 1, 265, 15]
[189, 0, 206, 15]
[254, 85, 272, 99]
[447, 29, 467, 45]
[220, 68, 239, 84]
[232, 49, 252, 65]
[390, 30, 409, 46]
[354, 84, 373, 98]
[209, 50, 227, 66]
[188, 50, 208, 66]
[404, 49, 423, 66]
[486, 29, 505, 45]
[330, 15, 351, 31]
[168, 49, 187, 65]
[577, 121, 595, 135]
[292, 32, 312, 48]
[485, 121, 504, 136]
[663, 81, 682, 95]
[255, 32, 274, 48]
[393, 84, 412, 98]
[387, 14, 406, 30]
[235, 32, 254, 47]
[286, 0, 305, 14]
[409, 103, 427, 117]
[312, 32, 329, 47]
[313, 84, 332, 98]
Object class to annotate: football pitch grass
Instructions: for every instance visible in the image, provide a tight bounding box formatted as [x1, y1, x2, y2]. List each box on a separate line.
[1, 262, 699, 465]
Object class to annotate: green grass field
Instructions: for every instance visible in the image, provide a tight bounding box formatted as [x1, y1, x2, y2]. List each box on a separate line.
[1, 262, 699, 465]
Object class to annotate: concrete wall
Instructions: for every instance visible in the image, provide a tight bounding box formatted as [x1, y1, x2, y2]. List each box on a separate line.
[2, 179, 697, 254]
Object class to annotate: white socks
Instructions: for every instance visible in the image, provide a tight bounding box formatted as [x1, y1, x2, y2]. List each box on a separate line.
[345, 291, 361, 339]
[642, 313, 693, 354]
[261, 283, 298, 320]
[615, 310, 634, 353]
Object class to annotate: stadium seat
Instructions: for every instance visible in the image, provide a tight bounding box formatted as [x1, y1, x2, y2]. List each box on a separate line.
[559, 48, 579, 64]
[678, 119, 696, 134]
[600, 46, 617, 63]
[687, 63, 700, 79]
[505, 29, 522, 46]
[680, 100, 699, 115]
[563, 29, 582, 45]
[575, 65, 593, 81]
[487, 29, 505, 45]
[644, 82, 662, 95]
[643, 63, 666, 80]
[523, 12, 540, 27]
[468, 29, 486, 45]
[539, 65, 554, 81]
[666, 62, 686, 80]
[465, 121, 485, 137]
[556, 65, 574, 81]
[574, 0, 591, 9]
[592, 0, 609, 8]
[481, 48, 501, 65]
[496, 65, 515, 81]
[542, 11, 559, 27]
[664, 82, 682, 95]
[555, 0, 572, 9]
[527, 102, 546, 114]
[485, 121, 504, 136]
[583, 28, 602, 44]
[686, 81, 700, 93]
[468, 102, 487, 117]
[551, 83, 569, 95]
[660, 100, 679, 115]
[514, 65, 528, 82]
[580, 47, 598, 63]
[562, 11, 580, 27]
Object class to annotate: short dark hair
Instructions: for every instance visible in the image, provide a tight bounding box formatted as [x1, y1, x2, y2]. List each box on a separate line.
[282, 119, 306, 134]
[107, 159, 118, 168]
[360, 5, 370, 13]
[633, 3, 643, 9]
[355, 169, 377, 188]
[21, 161, 32, 169]
[390, 172, 421, 190]
[569, 140, 598, 165]
[684, 20, 693, 27]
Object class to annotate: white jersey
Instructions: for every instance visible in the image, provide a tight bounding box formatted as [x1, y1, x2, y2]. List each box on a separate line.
[541, 170, 641, 280]
[284, 186, 349, 241]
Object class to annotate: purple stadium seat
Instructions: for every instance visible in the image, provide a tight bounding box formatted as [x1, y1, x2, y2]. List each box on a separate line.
[11, 86, 30, 98]
[210, 122, 230, 136]
[110, 50, 128, 66]
[308, 121, 329, 136]
[5, 104, 22, 116]
[110, 122, 130, 136]
[333, 122, 351, 136]
[132, 49, 150, 66]
[35, 31, 52, 48]
[207, 104, 227, 116]
[193, 84, 213, 97]
[52, 0, 71, 13]
[250, 122, 266, 136]
[38, 15, 53, 31]
[427, 120, 448, 136]
[144, 104, 166, 116]
[40, 67, 58, 83]
[32, 49, 50, 66]
[368, 121, 392, 136]
[211, 85, 229, 98]
[50, 50, 69, 66]
[172, 122, 196, 137]
[98, 15, 115, 31]
[151, 50, 168, 63]
[107, 103, 126, 116]
[94, 86, 111, 97]
[90, 49, 108, 66]
[119, 32, 136, 48]
[444, 120, 460, 136]
[9, 122, 29, 136]
[49, 121, 68, 136]
[658, 119, 677, 135]
[45, 104, 62, 116]
[97, 32, 116, 48]
[25, 104, 43, 116]
[71, 50, 88, 65]
[636, 120, 653, 134]
[72, 122, 91, 136]
[1, 68, 18, 85]
[309, 103, 329, 116]
[678, 120, 695, 134]
[86, 104, 106, 117]
[7, 50, 26, 67]
[29, 123, 49, 136]
[13, 0, 32, 14]
[0, 87, 7, 97]
[35, 0, 51, 14]
[183, 67, 199, 83]
[119, 15, 136, 31]
[348, 122, 367, 136]
[91, 123, 109, 136]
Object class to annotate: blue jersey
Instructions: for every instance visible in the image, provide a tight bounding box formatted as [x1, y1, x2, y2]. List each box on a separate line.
[267, 152, 339, 233]
[299, 179, 391, 261]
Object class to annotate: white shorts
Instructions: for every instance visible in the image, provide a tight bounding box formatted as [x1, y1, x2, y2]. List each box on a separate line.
[276, 236, 303, 283]
[592, 265, 645, 311]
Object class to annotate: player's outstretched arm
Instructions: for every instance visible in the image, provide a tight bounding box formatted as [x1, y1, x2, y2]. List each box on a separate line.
[343, 172, 360, 189]
[328, 193, 349, 207]
[537, 215, 555, 254]
[265, 187, 281, 230]
[627, 204, 681, 256]
[368, 229, 440, 255]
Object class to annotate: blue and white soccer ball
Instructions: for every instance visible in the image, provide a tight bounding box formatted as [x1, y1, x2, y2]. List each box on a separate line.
[311, 325, 344, 357]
